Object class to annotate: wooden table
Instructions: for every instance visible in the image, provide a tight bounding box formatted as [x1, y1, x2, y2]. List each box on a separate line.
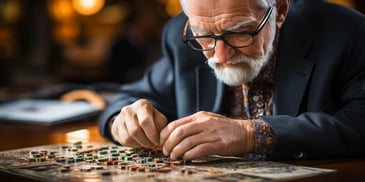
[0, 117, 107, 152]
[0, 118, 364, 182]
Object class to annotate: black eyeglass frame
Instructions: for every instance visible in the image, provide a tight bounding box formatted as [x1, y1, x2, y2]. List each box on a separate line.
[182, 6, 274, 51]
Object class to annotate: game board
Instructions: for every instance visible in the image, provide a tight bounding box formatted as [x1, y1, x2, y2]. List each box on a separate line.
[0, 142, 335, 182]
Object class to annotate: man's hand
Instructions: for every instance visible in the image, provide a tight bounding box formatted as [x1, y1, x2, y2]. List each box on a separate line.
[160, 111, 254, 160]
[111, 99, 168, 148]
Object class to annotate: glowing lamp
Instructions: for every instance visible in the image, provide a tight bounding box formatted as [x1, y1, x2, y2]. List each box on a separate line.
[72, 0, 105, 16]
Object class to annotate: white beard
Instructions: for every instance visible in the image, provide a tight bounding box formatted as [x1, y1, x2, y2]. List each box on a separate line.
[207, 53, 269, 86]
[207, 18, 277, 86]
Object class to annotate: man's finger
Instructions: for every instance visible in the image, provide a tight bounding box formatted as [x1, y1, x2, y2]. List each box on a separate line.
[124, 109, 155, 148]
[160, 115, 194, 146]
[133, 100, 164, 146]
[162, 121, 202, 156]
[117, 120, 141, 148]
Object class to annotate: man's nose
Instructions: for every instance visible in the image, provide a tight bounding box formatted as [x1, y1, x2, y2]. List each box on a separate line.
[213, 40, 235, 63]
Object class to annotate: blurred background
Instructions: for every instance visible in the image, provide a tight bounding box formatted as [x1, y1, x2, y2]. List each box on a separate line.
[0, 0, 363, 99]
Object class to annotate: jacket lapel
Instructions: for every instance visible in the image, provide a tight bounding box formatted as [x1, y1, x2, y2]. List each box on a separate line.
[273, 1, 314, 116]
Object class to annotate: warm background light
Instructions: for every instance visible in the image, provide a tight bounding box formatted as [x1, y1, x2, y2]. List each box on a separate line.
[166, 0, 182, 16]
[72, 0, 105, 16]
[49, 0, 74, 21]
[329, 0, 354, 7]
[0, 0, 361, 89]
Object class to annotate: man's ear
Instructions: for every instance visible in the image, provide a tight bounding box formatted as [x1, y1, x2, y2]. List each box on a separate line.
[276, 0, 290, 29]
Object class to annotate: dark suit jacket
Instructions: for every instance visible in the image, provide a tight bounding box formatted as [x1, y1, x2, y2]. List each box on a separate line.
[99, 0, 365, 160]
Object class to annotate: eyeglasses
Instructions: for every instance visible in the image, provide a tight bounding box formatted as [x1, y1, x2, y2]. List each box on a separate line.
[182, 7, 274, 51]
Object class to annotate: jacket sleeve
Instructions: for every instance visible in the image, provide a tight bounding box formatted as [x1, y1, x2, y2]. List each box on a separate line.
[98, 15, 186, 141]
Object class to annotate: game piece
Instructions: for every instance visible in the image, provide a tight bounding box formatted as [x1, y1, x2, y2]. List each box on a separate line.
[0, 142, 335, 181]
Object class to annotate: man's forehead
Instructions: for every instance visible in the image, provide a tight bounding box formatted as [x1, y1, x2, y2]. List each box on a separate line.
[187, 6, 253, 15]
[187, 10, 261, 34]
[184, 0, 261, 14]
[189, 16, 257, 33]
[184, 0, 256, 7]
[184, 0, 262, 29]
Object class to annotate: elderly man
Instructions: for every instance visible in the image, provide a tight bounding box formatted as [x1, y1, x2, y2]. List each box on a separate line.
[99, 0, 365, 160]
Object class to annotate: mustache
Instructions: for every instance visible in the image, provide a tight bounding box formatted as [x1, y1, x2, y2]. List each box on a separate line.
[207, 54, 253, 65]
[206, 52, 270, 86]
[207, 53, 266, 70]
